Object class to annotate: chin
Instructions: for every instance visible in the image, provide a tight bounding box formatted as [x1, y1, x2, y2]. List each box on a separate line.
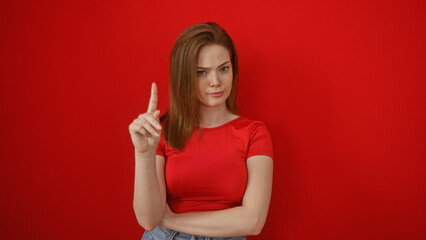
[207, 102, 228, 108]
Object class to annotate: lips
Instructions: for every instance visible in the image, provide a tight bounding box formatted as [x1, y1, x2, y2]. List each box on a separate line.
[208, 91, 224, 95]
[208, 91, 224, 98]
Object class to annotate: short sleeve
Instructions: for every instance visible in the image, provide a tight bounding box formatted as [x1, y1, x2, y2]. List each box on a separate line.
[247, 121, 274, 159]
[156, 131, 166, 158]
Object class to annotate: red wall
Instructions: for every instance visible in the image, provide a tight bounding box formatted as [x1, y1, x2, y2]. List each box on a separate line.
[1, 0, 425, 239]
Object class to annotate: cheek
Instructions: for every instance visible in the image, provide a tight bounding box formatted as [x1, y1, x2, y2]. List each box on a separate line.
[227, 75, 233, 89]
[198, 81, 205, 93]
[197, 81, 206, 100]
[228, 69, 233, 85]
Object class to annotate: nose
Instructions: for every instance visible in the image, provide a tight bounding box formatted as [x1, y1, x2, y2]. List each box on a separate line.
[209, 71, 221, 87]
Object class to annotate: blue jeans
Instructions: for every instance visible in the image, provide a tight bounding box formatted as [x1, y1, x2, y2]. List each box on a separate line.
[141, 225, 247, 240]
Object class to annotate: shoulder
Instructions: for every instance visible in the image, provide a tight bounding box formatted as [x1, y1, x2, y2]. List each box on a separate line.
[243, 117, 274, 159]
[231, 116, 272, 141]
[237, 116, 270, 134]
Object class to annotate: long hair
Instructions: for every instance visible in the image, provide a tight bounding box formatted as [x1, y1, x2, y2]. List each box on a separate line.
[160, 22, 239, 151]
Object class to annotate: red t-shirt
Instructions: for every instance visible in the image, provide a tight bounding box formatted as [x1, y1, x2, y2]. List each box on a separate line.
[156, 116, 274, 214]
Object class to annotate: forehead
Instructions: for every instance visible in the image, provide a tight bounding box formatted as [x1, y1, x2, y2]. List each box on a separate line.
[196, 44, 231, 66]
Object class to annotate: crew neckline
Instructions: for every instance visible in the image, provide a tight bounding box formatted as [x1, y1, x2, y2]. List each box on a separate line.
[197, 116, 243, 130]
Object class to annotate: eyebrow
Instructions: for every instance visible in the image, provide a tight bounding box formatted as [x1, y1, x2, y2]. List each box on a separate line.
[197, 61, 230, 70]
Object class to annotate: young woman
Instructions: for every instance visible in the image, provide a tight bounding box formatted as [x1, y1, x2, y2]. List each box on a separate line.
[129, 22, 274, 240]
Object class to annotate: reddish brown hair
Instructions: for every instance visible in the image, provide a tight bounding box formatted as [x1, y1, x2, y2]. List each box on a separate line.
[160, 22, 239, 151]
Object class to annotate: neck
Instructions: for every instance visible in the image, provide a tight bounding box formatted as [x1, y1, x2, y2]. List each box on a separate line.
[198, 103, 232, 128]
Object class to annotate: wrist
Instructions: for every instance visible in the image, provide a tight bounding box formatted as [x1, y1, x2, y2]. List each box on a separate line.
[169, 211, 177, 228]
[161, 211, 176, 229]
[135, 149, 156, 161]
[135, 148, 156, 155]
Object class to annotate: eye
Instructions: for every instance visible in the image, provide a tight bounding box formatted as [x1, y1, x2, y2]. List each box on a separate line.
[220, 66, 229, 72]
[197, 70, 207, 76]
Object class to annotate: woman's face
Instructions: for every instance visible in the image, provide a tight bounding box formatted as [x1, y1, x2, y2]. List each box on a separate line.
[196, 44, 233, 109]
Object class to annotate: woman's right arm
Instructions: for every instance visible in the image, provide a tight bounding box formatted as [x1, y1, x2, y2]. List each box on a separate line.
[129, 82, 166, 230]
[133, 151, 166, 231]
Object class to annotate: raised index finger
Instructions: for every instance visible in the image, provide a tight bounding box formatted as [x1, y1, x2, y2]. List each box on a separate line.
[147, 82, 158, 113]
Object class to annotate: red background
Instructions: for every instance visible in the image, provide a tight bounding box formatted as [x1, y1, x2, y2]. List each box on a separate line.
[1, 0, 425, 239]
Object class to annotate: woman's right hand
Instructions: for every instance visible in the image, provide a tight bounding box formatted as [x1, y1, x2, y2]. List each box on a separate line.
[129, 82, 162, 154]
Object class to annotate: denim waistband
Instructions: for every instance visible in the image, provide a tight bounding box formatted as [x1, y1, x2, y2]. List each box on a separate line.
[142, 225, 247, 240]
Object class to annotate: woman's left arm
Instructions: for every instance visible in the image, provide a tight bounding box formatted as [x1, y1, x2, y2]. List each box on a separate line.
[159, 155, 273, 237]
